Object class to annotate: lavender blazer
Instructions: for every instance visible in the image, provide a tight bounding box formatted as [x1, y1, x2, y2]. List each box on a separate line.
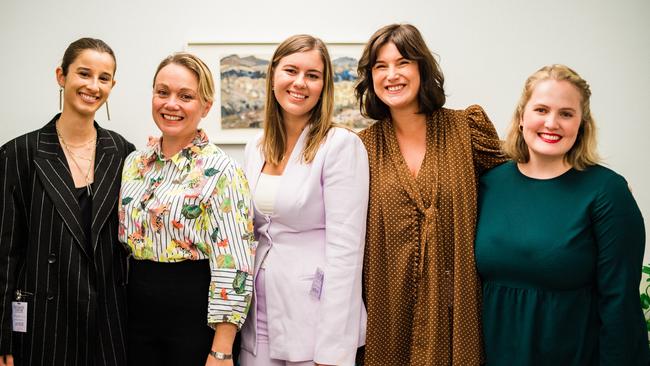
[240, 126, 369, 365]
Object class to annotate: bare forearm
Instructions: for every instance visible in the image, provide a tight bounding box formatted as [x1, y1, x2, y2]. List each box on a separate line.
[211, 322, 237, 353]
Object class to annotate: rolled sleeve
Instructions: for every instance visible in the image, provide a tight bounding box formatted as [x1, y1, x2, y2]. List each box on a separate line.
[206, 163, 255, 330]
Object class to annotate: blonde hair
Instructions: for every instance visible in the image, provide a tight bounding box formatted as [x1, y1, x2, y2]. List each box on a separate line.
[153, 52, 215, 105]
[503, 64, 599, 170]
[261, 34, 334, 165]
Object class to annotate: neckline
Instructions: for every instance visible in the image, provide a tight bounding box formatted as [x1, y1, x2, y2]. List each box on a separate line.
[259, 172, 283, 178]
[513, 161, 575, 182]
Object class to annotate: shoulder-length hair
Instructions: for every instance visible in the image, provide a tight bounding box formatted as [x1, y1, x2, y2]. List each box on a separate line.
[261, 34, 334, 165]
[355, 23, 445, 121]
[503, 64, 599, 170]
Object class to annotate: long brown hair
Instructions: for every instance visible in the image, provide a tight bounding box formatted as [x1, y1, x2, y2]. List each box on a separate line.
[261, 34, 334, 165]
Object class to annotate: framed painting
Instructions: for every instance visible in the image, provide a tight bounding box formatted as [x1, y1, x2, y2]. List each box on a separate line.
[186, 42, 370, 144]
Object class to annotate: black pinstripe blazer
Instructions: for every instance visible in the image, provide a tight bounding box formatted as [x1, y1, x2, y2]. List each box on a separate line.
[0, 114, 135, 366]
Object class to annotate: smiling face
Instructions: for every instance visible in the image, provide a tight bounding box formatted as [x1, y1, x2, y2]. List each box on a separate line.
[371, 41, 421, 115]
[152, 63, 212, 151]
[56, 49, 115, 118]
[521, 79, 583, 167]
[272, 49, 324, 125]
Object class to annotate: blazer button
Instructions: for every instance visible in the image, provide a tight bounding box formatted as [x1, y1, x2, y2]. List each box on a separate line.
[47, 294, 55, 301]
[47, 254, 56, 264]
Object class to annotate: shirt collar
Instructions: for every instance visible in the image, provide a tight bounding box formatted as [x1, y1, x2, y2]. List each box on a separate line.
[142, 129, 210, 171]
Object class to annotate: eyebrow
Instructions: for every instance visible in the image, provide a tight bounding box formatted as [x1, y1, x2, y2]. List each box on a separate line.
[283, 64, 323, 74]
[531, 103, 578, 112]
[75, 66, 113, 77]
[154, 84, 197, 93]
[376, 55, 408, 62]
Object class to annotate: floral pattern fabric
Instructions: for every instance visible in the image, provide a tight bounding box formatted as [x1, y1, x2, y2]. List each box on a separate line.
[119, 129, 255, 328]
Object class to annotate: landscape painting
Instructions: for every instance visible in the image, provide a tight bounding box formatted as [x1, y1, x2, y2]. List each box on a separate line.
[187, 42, 370, 144]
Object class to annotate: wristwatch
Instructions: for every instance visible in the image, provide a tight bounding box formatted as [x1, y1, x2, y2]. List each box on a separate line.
[209, 350, 233, 360]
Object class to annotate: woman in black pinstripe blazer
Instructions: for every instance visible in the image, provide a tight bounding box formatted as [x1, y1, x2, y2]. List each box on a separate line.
[0, 38, 134, 366]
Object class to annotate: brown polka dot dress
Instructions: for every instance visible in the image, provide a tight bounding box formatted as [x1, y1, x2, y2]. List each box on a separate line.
[358, 105, 505, 365]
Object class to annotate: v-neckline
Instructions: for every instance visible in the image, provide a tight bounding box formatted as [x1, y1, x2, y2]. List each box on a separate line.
[383, 114, 437, 214]
[387, 116, 431, 181]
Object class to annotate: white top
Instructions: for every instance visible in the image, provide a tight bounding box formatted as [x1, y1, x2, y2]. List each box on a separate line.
[254, 172, 282, 215]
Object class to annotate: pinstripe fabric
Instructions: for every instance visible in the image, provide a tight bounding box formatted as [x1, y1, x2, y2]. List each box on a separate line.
[118, 130, 254, 330]
[0, 114, 135, 366]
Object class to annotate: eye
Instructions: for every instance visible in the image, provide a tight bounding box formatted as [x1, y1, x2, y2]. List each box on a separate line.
[155, 89, 169, 97]
[398, 60, 411, 66]
[306, 73, 320, 80]
[284, 67, 297, 75]
[99, 75, 112, 82]
[373, 63, 387, 70]
[533, 107, 547, 113]
[560, 111, 574, 118]
[78, 71, 90, 78]
[179, 93, 195, 102]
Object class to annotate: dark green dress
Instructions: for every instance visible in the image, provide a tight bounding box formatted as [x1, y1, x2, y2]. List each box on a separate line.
[475, 161, 649, 366]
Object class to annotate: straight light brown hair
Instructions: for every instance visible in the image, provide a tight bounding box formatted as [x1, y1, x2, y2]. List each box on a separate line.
[261, 34, 335, 165]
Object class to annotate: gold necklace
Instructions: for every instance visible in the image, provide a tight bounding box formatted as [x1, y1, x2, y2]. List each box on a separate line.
[56, 125, 97, 196]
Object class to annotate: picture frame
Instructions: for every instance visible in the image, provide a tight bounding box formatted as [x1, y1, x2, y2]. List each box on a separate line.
[186, 42, 369, 144]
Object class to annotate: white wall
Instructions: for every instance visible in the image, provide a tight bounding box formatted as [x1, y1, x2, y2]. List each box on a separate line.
[1, 0, 649, 259]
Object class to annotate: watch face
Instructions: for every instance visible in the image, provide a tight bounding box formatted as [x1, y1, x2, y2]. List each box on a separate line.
[211, 351, 233, 360]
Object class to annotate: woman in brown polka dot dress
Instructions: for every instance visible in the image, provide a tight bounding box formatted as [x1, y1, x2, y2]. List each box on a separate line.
[355, 24, 505, 365]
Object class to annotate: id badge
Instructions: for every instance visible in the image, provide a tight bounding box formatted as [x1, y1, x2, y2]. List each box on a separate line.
[309, 267, 324, 300]
[12, 301, 27, 332]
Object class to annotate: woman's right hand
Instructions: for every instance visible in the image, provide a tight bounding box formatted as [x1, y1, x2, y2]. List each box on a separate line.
[0, 354, 13, 366]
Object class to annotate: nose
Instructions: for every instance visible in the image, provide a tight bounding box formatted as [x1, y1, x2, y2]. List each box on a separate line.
[87, 77, 100, 92]
[164, 96, 181, 110]
[387, 65, 399, 81]
[544, 113, 559, 129]
[293, 73, 306, 88]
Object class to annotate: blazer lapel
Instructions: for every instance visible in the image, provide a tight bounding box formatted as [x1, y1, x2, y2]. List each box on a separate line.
[90, 125, 121, 254]
[33, 116, 89, 258]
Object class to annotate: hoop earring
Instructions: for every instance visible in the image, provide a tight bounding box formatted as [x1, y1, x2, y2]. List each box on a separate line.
[106, 99, 111, 121]
[59, 87, 63, 111]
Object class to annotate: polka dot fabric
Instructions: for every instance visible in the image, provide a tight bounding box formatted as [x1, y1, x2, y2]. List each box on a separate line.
[358, 105, 505, 365]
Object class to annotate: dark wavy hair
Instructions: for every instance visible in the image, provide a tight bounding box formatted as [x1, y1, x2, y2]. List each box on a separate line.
[355, 24, 446, 121]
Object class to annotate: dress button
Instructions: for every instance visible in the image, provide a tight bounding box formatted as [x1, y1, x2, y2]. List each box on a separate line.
[47, 295, 55, 301]
[47, 254, 56, 264]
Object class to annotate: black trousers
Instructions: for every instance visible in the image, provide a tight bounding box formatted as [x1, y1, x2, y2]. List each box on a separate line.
[127, 259, 215, 366]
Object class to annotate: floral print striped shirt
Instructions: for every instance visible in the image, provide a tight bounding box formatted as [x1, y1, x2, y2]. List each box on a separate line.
[118, 129, 255, 328]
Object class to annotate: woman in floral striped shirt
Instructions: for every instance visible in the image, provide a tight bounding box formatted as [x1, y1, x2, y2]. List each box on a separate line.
[118, 52, 254, 366]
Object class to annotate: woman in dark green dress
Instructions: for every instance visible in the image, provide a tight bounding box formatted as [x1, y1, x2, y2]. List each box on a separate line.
[475, 64, 649, 365]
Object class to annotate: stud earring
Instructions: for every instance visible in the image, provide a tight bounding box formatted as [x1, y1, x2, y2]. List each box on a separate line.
[59, 87, 63, 111]
[105, 99, 111, 121]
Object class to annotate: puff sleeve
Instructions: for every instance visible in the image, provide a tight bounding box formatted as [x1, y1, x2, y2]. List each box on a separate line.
[466, 104, 506, 175]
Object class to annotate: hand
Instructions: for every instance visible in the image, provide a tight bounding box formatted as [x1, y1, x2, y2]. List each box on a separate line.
[205, 354, 233, 366]
[0, 355, 14, 366]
